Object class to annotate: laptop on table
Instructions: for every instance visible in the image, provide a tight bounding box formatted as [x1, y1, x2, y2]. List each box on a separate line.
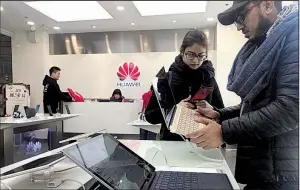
[151, 67, 207, 135]
[62, 134, 233, 190]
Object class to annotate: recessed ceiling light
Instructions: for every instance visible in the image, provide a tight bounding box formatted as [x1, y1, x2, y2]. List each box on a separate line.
[207, 18, 214, 21]
[27, 21, 35, 25]
[53, 26, 60, 30]
[24, 1, 113, 22]
[91, 25, 96, 28]
[131, 22, 136, 26]
[116, 6, 125, 11]
[0, 6, 3, 11]
[133, 1, 207, 16]
[173, 20, 177, 23]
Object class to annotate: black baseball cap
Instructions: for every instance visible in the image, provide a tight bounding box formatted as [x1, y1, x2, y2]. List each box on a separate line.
[218, 1, 250, 25]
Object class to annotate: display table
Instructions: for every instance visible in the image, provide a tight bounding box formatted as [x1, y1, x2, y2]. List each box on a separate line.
[0, 114, 80, 166]
[63, 102, 142, 134]
[127, 119, 161, 133]
[1, 140, 239, 189]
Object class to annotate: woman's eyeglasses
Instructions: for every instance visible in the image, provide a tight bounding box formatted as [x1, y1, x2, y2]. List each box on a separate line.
[234, 2, 261, 25]
[185, 51, 207, 61]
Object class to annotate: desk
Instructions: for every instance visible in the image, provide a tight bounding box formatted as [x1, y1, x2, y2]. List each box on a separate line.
[0, 114, 80, 166]
[1, 140, 239, 189]
[127, 119, 161, 134]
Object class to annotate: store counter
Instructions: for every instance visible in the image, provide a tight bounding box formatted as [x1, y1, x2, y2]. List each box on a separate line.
[63, 102, 143, 134]
[0, 114, 80, 166]
[1, 140, 239, 189]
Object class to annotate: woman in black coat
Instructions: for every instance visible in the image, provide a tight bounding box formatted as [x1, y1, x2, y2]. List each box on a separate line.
[145, 29, 225, 141]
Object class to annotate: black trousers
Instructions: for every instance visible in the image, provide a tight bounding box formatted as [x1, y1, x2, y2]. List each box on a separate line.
[244, 182, 299, 190]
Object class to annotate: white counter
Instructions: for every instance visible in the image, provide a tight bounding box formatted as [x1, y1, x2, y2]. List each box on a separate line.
[1, 140, 239, 190]
[0, 114, 80, 130]
[63, 102, 142, 134]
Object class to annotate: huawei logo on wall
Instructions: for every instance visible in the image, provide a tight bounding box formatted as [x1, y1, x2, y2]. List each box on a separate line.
[116, 62, 141, 88]
[117, 62, 140, 81]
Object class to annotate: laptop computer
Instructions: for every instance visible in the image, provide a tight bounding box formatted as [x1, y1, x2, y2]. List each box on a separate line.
[62, 134, 233, 190]
[151, 67, 206, 135]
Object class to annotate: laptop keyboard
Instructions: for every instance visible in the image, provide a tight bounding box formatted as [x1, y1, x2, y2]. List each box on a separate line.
[176, 107, 205, 134]
[151, 171, 199, 190]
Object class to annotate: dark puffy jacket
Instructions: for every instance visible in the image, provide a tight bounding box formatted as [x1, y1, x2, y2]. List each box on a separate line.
[216, 22, 299, 185]
[43, 75, 72, 113]
[146, 55, 224, 141]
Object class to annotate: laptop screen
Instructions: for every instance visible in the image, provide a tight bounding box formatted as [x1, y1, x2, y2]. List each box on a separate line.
[63, 134, 155, 189]
[152, 67, 177, 129]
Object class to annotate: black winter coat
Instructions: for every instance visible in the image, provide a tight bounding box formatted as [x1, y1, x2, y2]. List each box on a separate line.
[145, 55, 224, 141]
[43, 75, 72, 113]
[215, 26, 299, 185]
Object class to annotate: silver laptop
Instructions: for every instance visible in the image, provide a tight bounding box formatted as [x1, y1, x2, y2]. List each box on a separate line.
[62, 134, 233, 190]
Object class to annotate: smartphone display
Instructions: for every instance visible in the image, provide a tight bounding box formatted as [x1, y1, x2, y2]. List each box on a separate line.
[65, 105, 71, 114]
[47, 105, 53, 116]
[35, 105, 40, 114]
[191, 87, 214, 102]
[13, 105, 19, 112]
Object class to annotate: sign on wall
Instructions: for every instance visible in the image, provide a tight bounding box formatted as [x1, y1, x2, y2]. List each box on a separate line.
[5, 84, 30, 115]
[116, 62, 141, 88]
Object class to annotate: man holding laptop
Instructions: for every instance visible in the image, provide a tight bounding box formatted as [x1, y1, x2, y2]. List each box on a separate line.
[186, 1, 298, 189]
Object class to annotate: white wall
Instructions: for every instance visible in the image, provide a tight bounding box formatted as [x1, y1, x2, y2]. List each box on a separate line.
[11, 30, 50, 111]
[216, 23, 247, 106]
[49, 50, 216, 99]
[11, 26, 245, 109]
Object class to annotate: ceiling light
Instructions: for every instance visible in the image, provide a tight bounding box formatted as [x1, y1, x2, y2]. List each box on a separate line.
[91, 25, 96, 28]
[0, 6, 3, 11]
[53, 26, 60, 30]
[207, 18, 214, 21]
[24, 1, 113, 22]
[27, 21, 35, 25]
[116, 6, 125, 11]
[131, 22, 136, 26]
[173, 20, 177, 23]
[133, 1, 207, 16]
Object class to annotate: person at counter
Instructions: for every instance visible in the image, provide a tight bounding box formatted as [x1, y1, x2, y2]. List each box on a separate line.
[186, 1, 299, 189]
[110, 89, 125, 102]
[43, 66, 73, 113]
[145, 29, 224, 141]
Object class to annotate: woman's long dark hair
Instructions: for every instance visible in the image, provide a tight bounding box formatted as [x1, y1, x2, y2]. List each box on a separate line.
[112, 89, 122, 97]
[180, 29, 208, 55]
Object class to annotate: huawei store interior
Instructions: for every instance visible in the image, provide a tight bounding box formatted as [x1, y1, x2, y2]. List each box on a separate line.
[0, 1, 299, 190]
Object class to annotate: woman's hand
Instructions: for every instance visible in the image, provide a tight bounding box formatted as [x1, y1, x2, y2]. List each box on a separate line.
[179, 95, 195, 109]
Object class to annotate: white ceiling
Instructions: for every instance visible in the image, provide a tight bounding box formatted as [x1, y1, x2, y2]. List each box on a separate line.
[0, 1, 233, 34]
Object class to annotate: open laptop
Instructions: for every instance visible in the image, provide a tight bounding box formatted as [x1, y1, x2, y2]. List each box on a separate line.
[151, 67, 206, 135]
[62, 134, 233, 190]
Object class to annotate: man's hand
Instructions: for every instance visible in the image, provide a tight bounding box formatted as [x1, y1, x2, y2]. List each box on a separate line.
[179, 95, 195, 109]
[185, 117, 223, 149]
[196, 100, 220, 120]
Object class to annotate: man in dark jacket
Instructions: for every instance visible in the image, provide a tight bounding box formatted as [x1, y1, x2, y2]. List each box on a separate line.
[43, 66, 72, 113]
[186, 1, 298, 189]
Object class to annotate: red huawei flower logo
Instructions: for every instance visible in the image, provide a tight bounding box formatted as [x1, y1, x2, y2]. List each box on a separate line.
[117, 62, 140, 81]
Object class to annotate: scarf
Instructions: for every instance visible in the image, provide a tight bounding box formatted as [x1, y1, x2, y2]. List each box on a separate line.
[227, 4, 298, 103]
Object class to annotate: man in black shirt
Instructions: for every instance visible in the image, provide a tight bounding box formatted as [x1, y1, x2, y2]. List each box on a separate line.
[43, 66, 72, 113]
